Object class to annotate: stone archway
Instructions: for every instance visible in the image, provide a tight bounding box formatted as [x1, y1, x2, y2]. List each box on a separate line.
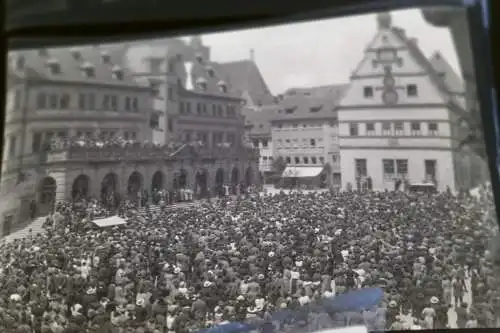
[174, 169, 188, 189]
[127, 171, 144, 199]
[214, 168, 225, 197]
[38, 176, 57, 215]
[101, 172, 119, 207]
[231, 167, 239, 195]
[195, 170, 208, 198]
[151, 171, 164, 192]
[245, 166, 253, 187]
[72, 174, 90, 201]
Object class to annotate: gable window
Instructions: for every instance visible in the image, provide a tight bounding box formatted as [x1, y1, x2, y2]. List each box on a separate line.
[59, 93, 70, 109]
[363, 86, 374, 98]
[407, 84, 418, 97]
[377, 48, 397, 62]
[349, 123, 359, 136]
[382, 121, 391, 135]
[410, 122, 421, 135]
[132, 98, 139, 112]
[394, 121, 404, 135]
[366, 122, 375, 135]
[49, 94, 58, 109]
[428, 122, 439, 136]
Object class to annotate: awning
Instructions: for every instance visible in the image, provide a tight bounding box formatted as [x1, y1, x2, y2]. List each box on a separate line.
[281, 166, 324, 178]
[93, 215, 127, 228]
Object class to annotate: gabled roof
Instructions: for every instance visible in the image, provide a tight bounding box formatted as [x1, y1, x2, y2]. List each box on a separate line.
[389, 26, 465, 113]
[428, 51, 464, 94]
[215, 60, 275, 105]
[243, 106, 278, 137]
[272, 84, 348, 122]
[9, 45, 146, 88]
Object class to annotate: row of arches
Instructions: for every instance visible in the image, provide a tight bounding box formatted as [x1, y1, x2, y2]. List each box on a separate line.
[38, 166, 255, 205]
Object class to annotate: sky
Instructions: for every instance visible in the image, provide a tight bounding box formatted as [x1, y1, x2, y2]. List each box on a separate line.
[181, 7, 461, 95]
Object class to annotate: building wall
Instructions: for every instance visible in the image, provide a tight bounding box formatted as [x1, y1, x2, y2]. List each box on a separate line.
[250, 137, 273, 172]
[340, 148, 456, 191]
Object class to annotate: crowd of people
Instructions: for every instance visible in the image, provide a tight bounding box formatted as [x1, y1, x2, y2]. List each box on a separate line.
[0, 185, 499, 333]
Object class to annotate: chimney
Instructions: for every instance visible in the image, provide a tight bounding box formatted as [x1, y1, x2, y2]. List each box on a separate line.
[410, 38, 418, 46]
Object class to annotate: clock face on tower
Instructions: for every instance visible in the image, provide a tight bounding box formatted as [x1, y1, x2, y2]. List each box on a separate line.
[382, 90, 398, 105]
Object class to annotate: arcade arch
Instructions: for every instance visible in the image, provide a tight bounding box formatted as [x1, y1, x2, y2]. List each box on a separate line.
[151, 171, 164, 192]
[72, 174, 90, 200]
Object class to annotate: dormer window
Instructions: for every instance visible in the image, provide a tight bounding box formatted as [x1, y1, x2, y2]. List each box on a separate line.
[195, 52, 203, 64]
[217, 80, 227, 93]
[112, 65, 123, 80]
[70, 48, 81, 60]
[196, 77, 207, 91]
[101, 51, 111, 64]
[310, 106, 321, 113]
[46, 58, 61, 74]
[81, 62, 95, 78]
[38, 49, 48, 57]
[206, 66, 214, 77]
[285, 108, 295, 114]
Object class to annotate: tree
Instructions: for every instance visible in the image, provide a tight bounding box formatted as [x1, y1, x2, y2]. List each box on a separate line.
[272, 156, 287, 174]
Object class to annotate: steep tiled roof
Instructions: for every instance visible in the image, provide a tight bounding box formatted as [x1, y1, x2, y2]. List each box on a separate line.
[284, 84, 349, 99]
[9, 45, 146, 88]
[215, 60, 275, 105]
[272, 84, 348, 122]
[390, 26, 466, 116]
[244, 106, 277, 137]
[428, 51, 464, 94]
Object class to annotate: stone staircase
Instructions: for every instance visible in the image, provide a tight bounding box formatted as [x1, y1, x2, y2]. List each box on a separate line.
[3, 216, 47, 243]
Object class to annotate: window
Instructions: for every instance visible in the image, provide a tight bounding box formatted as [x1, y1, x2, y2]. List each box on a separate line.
[310, 139, 316, 146]
[149, 59, 162, 73]
[383, 159, 395, 180]
[428, 122, 438, 136]
[262, 140, 268, 148]
[303, 157, 309, 164]
[132, 98, 139, 112]
[407, 84, 418, 97]
[332, 153, 339, 163]
[124, 132, 129, 140]
[349, 123, 359, 136]
[294, 157, 300, 164]
[57, 131, 67, 139]
[377, 48, 396, 62]
[150, 114, 159, 129]
[292, 124, 298, 128]
[311, 157, 317, 164]
[88, 94, 96, 110]
[212, 104, 217, 116]
[124, 97, 131, 112]
[167, 118, 173, 132]
[168, 87, 174, 101]
[197, 103, 202, 115]
[202, 104, 207, 114]
[355, 159, 367, 178]
[179, 102, 185, 114]
[394, 121, 404, 135]
[78, 94, 86, 109]
[410, 122, 421, 135]
[32, 132, 42, 153]
[59, 93, 70, 109]
[366, 122, 375, 135]
[424, 159, 437, 181]
[48, 94, 58, 108]
[8, 135, 17, 158]
[131, 132, 137, 140]
[382, 121, 391, 135]
[396, 159, 408, 178]
[363, 86, 374, 98]
[319, 156, 325, 164]
[218, 105, 224, 117]
[36, 92, 47, 109]
[286, 156, 291, 164]
[110, 95, 118, 111]
[252, 140, 259, 148]
[102, 95, 110, 110]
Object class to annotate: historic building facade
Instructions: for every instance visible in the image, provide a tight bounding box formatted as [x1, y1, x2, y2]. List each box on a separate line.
[270, 85, 347, 188]
[337, 12, 472, 191]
